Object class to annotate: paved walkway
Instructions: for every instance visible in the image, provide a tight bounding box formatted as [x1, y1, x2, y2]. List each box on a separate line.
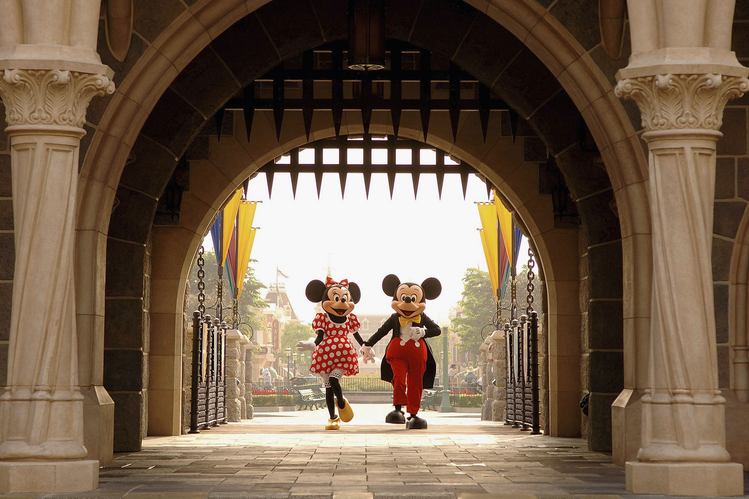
[4, 404, 748, 498]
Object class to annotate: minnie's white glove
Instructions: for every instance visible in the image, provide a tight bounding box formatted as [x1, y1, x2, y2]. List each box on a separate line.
[296, 338, 316, 351]
[360, 345, 375, 363]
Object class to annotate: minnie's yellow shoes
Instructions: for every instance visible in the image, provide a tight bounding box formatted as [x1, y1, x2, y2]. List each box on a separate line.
[338, 398, 354, 422]
[325, 417, 341, 430]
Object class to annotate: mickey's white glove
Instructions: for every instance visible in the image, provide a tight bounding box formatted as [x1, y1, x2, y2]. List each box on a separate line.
[410, 326, 425, 347]
[296, 338, 316, 351]
[410, 327, 426, 340]
[360, 345, 375, 363]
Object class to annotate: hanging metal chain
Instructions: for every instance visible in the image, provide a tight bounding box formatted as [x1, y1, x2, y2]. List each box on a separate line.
[197, 246, 206, 317]
[526, 246, 535, 315]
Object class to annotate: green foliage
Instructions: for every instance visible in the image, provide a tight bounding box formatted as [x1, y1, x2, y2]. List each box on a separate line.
[340, 374, 392, 392]
[452, 268, 496, 355]
[186, 252, 268, 337]
[280, 322, 315, 361]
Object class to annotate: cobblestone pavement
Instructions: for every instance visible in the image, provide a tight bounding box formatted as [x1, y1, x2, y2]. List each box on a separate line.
[3, 404, 748, 498]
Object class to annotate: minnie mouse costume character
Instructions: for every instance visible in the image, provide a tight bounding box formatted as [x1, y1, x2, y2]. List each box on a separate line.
[297, 277, 364, 430]
[360, 274, 442, 429]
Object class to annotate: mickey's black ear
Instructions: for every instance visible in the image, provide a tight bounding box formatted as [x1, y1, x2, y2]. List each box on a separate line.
[382, 274, 401, 297]
[305, 280, 326, 302]
[421, 277, 442, 300]
[348, 282, 361, 303]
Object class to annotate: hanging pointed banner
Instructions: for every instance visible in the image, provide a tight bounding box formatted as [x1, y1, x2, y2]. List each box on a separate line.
[221, 187, 243, 266]
[477, 202, 499, 300]
[478, 228, 498, 300]
[236, 201, 258, 299]
[494, 190, 514, 267]
[210, 215, 222, 267]
[224, 227, 238, 299]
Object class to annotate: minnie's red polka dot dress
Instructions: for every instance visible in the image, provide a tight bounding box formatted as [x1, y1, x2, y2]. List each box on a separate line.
[309, 312, 360, 376]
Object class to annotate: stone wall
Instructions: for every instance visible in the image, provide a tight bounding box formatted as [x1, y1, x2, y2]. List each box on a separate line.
[104, 233, 151, 451]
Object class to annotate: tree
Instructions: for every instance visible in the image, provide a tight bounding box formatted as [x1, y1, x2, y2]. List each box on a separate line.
[186, 251, 268, 337]
[281, 322, 315, 354]
[451, 268, 496, 355]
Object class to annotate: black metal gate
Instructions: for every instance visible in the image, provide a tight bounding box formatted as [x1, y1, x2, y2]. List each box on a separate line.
[504, 311, 540, 433]
[189, 312, 228, 433]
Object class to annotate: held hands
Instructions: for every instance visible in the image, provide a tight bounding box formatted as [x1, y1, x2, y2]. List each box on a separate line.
[296, 338, 316, 352]
[360, 345, 375, 363]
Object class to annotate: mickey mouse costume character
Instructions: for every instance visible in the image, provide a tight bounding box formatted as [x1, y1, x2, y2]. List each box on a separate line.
[360, 274, 442, 429]
[297, 277, 364, 430]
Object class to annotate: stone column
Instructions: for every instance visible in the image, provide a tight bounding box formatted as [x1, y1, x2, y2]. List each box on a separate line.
[245, 346, 254, 419]
[490, 329, 505, 421]
[239, 334, 250, 419]
[225, 330, 245, 422]
[0, 67, 113, 492]
[616, 72, 747, 496]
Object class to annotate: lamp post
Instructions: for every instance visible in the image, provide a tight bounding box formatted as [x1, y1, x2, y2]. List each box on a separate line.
[285, 346, 291, 384]
[292, 351, 297, 379]
[440, 325, 453, 412]
[300, 353, 306, 375]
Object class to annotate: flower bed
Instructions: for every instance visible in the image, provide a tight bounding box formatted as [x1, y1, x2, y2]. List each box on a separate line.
[450, 393, 482, 407]
[252, 394, 295, 406]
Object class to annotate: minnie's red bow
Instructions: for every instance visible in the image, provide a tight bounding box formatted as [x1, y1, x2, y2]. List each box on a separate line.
[325, 276, 349, 287]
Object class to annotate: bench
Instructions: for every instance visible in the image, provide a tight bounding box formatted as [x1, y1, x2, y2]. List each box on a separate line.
[295, 388, 325, 410]
[420, 389, 443, 411]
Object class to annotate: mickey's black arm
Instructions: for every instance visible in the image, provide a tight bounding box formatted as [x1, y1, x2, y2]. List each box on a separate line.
[421, 313, 441, 338]
[314, 329, 325, 345]
[364, 315, 397, 347]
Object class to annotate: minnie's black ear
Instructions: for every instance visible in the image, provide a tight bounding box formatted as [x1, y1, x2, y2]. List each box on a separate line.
[305, 280, 327, 302]
[382, 274, 401, 297]
[421, 277, 442, 300]
[348, 282, 361, 303]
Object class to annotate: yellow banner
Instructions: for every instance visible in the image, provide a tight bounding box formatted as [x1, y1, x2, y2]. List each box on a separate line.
[494, 190, 513, 261]
[477, 202, 499, 300]
[236, 201, 258, 299]
[479, 229, 498, 300]
[221, 187, 243, 265]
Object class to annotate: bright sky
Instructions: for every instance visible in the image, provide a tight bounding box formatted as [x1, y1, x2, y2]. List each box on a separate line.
[203, 163, 529, 324]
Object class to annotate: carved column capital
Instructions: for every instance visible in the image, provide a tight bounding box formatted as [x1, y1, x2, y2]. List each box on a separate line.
[0, 69, 114, 129]
[615, 73, 749, 132]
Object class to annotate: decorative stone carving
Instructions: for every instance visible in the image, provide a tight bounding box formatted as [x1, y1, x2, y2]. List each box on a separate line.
[615, 74, 749, 131]
[0, 69, 114, 128]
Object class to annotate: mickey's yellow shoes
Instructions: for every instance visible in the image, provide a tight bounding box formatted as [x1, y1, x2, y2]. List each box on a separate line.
[338, 398, 354, 422]
[325, 417, 341, 430]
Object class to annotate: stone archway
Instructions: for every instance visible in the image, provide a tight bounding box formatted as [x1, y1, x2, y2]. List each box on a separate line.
[726, 205, 749, 466]
[75, 0, 649, 463]
[146, 103, 580, 437]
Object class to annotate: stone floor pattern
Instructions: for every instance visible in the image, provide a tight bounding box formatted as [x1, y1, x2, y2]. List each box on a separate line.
[3, 404, 748, 498]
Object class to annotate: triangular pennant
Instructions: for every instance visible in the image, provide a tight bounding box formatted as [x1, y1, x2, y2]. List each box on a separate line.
[339, 170, 348, 198]
[436, 166, 445, 200]
[411, 171, 420, 199]
[509, 108, 519, 143]
[314, 167, 324, 199]
[387, 168, 396, 199]
[479, 84, 490, 143]
[266, 171, 275, 198]
[215, 110, 225, 142]
[243, 84, 254, 142]
[459, 161, 470, 199]
[391, 108, 401, 138]
[290, 167, 299, 199]
[363, 171, 372, 199]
